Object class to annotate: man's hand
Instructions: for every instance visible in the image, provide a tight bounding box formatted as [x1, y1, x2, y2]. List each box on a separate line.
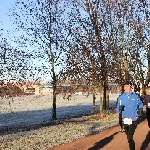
[143, 105, 146, 112]
[119, 105, 123, 111]
[137, 109, 143, 117]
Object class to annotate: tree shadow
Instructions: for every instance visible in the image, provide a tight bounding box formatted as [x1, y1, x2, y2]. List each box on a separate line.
[0, 97, 117, 136]
[88, 132, 118, 150]
[140, 133, 150, 150]
[0, 104, 100, 136]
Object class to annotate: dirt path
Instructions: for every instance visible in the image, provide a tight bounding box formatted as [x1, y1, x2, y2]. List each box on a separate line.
[47, 119, 150, 150]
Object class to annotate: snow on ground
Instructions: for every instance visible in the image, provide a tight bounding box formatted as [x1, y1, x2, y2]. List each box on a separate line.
[0, 93, 120, 130]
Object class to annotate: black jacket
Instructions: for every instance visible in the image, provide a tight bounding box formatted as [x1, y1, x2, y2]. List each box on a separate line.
[144, 95, 150, 106]
[144, 95, 150, 112]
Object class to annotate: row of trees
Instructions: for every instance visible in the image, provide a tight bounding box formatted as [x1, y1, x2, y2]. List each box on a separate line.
[0, 0, 149, 119]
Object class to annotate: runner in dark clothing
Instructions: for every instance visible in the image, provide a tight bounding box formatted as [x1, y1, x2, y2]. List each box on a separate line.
[143, 86, 150, 135]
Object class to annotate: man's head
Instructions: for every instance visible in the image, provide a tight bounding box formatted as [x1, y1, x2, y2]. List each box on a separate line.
[145, 86, 150, 95]
[123, 81, 132, 93]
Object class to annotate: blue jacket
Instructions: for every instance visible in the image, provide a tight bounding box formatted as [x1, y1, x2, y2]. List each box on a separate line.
[115, 92, 143, 121]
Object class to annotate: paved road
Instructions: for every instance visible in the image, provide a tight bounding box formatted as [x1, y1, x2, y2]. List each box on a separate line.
[48, 118, 150, 150]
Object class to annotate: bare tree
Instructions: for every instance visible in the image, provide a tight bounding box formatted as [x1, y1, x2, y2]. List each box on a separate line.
[10, 0, 149, 120]
[11, 0, 70, 119]
[63, 0, 149, 110]
[103, 0, 149, 92]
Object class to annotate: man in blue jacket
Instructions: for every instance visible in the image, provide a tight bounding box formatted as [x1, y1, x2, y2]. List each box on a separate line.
[116, 81, 143, 150]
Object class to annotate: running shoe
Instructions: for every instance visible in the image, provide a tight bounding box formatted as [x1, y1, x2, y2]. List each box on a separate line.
[119, 128, 125, 132]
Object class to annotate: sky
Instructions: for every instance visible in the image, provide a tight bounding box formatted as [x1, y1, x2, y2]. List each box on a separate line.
[0, 1, 15, 38]
[0, 1, 149, 82]
[0, 1, 52, 82]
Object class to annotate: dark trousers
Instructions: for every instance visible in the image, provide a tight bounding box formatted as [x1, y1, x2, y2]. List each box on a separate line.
[119, 112, 123, 128]
[146, 110, 150, 128]
[123, 121, 137, 150]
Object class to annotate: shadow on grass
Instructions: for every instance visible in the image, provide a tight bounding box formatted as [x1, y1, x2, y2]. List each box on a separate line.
[0, 98, 117, 136]
[0, 104, 100, 135]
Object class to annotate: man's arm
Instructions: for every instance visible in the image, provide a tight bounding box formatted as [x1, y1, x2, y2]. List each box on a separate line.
[115, 97, 122, 113]
[138, 96, 144, 109]
[137, 96, 144, 117]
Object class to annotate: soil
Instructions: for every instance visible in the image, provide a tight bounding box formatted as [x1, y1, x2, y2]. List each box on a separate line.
[47, 118, 150, 150]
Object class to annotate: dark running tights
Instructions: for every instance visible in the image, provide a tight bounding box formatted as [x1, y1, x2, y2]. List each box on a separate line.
[146, 111, 150, 128]
[123, 122, 137, 150]
[119, 112, 123, 128]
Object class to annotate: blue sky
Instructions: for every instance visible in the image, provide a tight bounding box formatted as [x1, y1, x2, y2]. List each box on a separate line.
[0, 1, 52, 81]
[0, 1, 21, 49]
[0, 1, 15, 37]
[0, 1, 149, 82]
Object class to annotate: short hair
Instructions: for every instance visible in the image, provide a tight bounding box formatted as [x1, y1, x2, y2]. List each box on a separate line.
[145, 86, 150, 90]
[123, 81, 132, 87]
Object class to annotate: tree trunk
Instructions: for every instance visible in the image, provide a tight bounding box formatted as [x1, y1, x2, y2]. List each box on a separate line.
[99, 86, 103, 119]
[52, 53, 57, 120]
[52, 74, 57, 120]
[139, 65, 145, 95]
[103, 75, 109, 109]
[92, 86, 96, 113]
[52, 87, 57, 120]
[124, 52, 129, 81]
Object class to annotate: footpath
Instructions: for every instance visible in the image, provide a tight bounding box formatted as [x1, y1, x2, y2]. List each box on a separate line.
[48, 118, 150, 150]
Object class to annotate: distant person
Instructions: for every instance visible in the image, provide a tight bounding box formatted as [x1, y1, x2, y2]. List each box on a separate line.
[143, 86, 150, 135]
[116, 81, 143, 150]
